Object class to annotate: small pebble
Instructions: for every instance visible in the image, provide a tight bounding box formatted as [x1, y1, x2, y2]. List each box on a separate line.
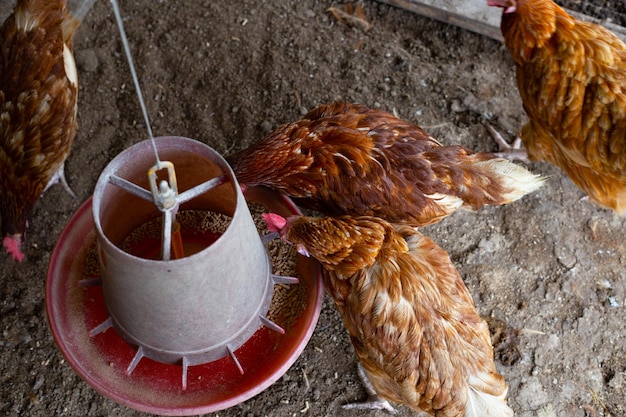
[554, 245, 577, 269]
[260, 120, 273, 133]
[75, 49, 99, 73]
[33, 375, 45, 391]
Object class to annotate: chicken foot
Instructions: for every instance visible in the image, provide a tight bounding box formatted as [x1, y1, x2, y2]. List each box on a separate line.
[341, 362, 398, 415]
[43, 162, 76, 198]
[485, 124, 530, 162]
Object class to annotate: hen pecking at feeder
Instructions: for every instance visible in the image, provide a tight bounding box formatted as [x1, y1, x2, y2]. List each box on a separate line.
[264, 212, 513, 417]
[231, 101, 544, 227]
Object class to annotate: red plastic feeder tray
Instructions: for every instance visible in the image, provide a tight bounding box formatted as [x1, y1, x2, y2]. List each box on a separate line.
[46, 137, 323, 415]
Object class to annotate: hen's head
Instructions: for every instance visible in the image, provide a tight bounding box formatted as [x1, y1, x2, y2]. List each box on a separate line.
[487, 0, 517, 13]
[263, 212, 288, 233]
[262, 213, 310, 257]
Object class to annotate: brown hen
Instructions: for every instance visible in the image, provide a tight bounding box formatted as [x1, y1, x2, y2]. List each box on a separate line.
[264, 213, 513, 417]
[0, 0, 95, 261]
[488, 0, 626, 214]
[231, 102, 543, 227]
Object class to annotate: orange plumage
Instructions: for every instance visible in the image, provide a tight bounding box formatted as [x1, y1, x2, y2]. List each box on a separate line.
[231, 102, 543, 227]
[266, 213, 513, 416]
[0, 0, 94, 261]
[489, 0, 626, 213]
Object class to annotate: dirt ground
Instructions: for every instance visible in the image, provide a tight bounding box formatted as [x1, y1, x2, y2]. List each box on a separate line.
[1, 0, 626, 416]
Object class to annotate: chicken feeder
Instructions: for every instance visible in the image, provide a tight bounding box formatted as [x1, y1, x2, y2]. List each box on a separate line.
[46, 136, 323, 415]
[92, 136, 283, 370]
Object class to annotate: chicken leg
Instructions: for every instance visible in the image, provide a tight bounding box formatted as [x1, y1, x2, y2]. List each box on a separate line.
[341, 363, 398, 415]
[43, 162, 77, 198]
[485, 124, 529, 162]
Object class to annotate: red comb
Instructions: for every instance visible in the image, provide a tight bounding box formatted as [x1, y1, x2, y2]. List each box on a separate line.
[3, 236, 25, 262]
[262, 213, 287, 233]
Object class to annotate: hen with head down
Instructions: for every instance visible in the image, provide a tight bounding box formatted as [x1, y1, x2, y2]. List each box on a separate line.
[264, 212, 513, 417]
[0, 0, 96, 261]
[231, 102, 544, 227]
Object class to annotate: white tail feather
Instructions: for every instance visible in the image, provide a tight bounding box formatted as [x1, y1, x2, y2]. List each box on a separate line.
[475, 158, 545, 203]
[424, 193, 464, 211]
[465, 374, 514, 417]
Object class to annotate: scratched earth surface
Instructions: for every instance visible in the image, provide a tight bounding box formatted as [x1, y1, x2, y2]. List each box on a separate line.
[1, 1, 625, 416]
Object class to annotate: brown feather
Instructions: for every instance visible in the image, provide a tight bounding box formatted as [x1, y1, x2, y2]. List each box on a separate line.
[231, 102, 542, 227]
[497, 0, 626, 213]
[284, 215, 511, 416]
[0, 0, 78, 241]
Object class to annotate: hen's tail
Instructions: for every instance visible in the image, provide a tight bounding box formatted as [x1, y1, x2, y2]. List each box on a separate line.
[464, 373, 514, 417]
[459, 157, 544, 210]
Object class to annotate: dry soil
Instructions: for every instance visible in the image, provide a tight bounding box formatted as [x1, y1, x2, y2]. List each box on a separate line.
[1, 1, 625, 417]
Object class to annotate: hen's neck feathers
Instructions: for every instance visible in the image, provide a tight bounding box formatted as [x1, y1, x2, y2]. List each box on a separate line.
[285, 216, 405, 277]
[501, 0, 574, 62]
[231, 124, 319, 195]
[231, 119, 377, 198]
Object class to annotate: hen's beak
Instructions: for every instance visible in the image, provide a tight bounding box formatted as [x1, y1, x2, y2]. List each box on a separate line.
[486, 0, 516, 13]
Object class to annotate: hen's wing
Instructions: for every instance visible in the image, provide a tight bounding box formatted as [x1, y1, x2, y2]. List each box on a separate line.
[515, 18, 626, 211]
[519, 22, 626, 169]
[301, 103, 450, 223]
[305, 103, 539, 225]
